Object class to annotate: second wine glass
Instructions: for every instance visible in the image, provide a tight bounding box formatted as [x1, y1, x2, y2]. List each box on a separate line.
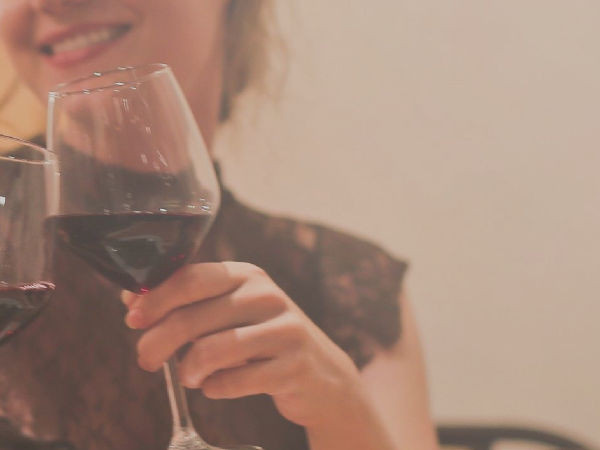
[0, 134, 57, 345]
[47, 64, 260, 450]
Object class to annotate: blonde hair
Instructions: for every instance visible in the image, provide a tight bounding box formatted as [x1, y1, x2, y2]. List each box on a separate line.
[220, 0, 280, 122]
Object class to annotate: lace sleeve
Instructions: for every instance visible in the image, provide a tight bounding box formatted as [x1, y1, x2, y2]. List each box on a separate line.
[314, 226, 407, 369]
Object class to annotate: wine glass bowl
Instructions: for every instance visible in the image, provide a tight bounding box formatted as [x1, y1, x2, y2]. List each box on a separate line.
[0, 134, 57, 344]
[47, 65, 260, 450]
[47, 64, 219, 294]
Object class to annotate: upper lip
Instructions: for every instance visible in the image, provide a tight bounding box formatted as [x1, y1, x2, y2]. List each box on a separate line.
[37, 22, 131, 53]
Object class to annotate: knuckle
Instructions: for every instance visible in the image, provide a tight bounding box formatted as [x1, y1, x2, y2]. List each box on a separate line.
[246, 285, 287, 312]
[241, 262, 267, 279]
[282, 314, 309, 346]
[262, 287, 287, 307]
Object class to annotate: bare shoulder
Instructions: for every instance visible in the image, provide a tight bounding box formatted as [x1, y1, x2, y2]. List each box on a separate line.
[361, 292, 440, 449]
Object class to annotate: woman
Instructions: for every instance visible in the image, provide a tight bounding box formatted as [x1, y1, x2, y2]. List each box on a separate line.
[0, 1, 438, 449]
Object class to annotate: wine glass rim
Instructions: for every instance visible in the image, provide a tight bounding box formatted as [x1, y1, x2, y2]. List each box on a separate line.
[0, 134, 55, 165]
[48, 63, 170, 98]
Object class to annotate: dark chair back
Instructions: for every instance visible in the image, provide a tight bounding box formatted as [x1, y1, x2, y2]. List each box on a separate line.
[437, 425, 594, 450]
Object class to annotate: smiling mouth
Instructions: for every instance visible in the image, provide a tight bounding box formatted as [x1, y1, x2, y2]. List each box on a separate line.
[40, 24, 131, 56]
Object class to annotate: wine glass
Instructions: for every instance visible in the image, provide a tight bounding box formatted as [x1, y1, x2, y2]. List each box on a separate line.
[0, 134, 57, 345]
[47, 64, 260, 450]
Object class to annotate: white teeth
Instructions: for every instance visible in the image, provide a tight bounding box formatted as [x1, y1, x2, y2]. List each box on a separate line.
[51, 27, 124, 54]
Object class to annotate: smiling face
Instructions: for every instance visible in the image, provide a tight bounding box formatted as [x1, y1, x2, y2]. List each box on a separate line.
[0, 0, 228, 143]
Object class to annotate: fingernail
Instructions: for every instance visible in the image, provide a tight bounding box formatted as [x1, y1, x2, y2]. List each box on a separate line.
[126, 308, 145, 329]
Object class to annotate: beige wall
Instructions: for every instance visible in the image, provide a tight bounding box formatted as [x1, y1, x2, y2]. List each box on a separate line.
[218, 0, 600, 445]
[1, 0, 597, 445]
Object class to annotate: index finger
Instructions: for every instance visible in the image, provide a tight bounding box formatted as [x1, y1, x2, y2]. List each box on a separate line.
[124, 261, 252, 329]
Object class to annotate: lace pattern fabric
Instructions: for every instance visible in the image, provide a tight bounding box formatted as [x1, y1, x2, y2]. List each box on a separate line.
[0, 161, 406, 449]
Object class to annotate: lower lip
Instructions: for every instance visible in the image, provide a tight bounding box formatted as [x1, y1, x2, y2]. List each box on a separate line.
[42, 32, 129, 69]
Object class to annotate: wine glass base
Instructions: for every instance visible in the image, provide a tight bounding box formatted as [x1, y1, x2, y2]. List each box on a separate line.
[168, 429, 262, 450]
[169, 443, 262, 450]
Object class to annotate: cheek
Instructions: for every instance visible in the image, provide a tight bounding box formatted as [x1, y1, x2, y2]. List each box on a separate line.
[150, 2, 224, 56]
[0, 4, 32, 51]
[118, 0, 225, 112]
[148, 1, 227, 91]
[0, 5, 40, 93]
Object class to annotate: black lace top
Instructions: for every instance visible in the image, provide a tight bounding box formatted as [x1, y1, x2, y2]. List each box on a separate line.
[0, 159, 406, 450]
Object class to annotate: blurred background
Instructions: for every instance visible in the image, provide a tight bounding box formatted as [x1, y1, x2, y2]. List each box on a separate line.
[1, 0, 599, 447]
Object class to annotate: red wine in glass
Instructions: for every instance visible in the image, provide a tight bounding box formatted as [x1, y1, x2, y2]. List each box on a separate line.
[47, 65, 260, 450]
[47, 212, 212, 294]
[0, 282, 55, 344]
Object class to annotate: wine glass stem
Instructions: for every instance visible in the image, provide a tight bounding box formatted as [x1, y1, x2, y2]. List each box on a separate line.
[163, 357, 205, 441]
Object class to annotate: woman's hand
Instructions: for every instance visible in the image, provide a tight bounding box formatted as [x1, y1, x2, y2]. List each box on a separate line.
[121, 262, 366, 429]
